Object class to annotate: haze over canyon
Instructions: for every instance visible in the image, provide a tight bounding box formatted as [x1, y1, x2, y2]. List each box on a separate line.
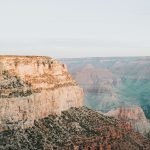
[61, 57, 150, 137]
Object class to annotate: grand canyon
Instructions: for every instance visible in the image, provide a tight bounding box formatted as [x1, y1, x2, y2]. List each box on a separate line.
[1, 0, 150, 149]
[61, 57, 150, 138]
[0, 56, 150, 150]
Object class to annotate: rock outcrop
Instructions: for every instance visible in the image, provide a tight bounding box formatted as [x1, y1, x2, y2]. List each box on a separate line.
[0, 56, 83, 131]
[1, 107, 150, 150]
[105, 106, 150, 135]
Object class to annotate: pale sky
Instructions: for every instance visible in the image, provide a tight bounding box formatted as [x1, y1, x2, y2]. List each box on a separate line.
[0, 0, 150, 58]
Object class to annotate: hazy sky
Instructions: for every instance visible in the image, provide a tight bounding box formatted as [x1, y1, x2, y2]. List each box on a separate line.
[0, 0, 150, 58]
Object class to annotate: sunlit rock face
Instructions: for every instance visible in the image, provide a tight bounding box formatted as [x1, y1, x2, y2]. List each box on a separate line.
[105, 106, 150, 135]
[0, 56, 83, 131]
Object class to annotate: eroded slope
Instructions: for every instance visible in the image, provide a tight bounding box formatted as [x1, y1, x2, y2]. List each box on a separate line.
[0, 107, 150, 150]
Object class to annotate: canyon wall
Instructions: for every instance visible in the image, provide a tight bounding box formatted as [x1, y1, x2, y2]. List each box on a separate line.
[61, 57, 150, 137]
[0, 56, 83, 131]
[61, 57, 150, 116]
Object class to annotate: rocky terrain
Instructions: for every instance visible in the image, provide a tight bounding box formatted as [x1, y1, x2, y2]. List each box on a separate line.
[0, 56, 150, 150]
[0, 56, 83, 131]
[61, 57, 150, 136]
[104, 106, 150, 135]
[1, 107, 150, 150]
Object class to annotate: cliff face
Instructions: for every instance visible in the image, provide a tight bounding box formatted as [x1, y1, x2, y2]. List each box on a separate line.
[0, 56, 83, 131]
[105, 106, 150, 135]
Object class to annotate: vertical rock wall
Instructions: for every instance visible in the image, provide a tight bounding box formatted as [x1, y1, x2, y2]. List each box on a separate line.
[0, 56, 83, 130]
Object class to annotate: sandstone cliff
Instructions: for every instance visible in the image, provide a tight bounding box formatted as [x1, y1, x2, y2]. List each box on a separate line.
[0, 56, 83, 131]
[105, 106, 150, 135]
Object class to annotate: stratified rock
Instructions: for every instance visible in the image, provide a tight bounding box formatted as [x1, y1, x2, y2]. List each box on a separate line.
[61, 57, 150, 137]
[0, 56, 83, 131]
[105, 106, 150, 135]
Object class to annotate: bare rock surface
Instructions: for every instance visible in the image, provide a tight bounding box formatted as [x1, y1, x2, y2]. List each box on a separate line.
[0, 56, 83, 131]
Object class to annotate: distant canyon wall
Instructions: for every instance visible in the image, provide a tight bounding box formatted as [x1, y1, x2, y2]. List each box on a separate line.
[60, 57, 150, 137]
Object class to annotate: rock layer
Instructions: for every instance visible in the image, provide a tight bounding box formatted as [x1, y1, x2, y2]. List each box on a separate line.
[105, 106, 150, 135]
[0, 56, 83, 131]
[61, 57, 150, 137]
